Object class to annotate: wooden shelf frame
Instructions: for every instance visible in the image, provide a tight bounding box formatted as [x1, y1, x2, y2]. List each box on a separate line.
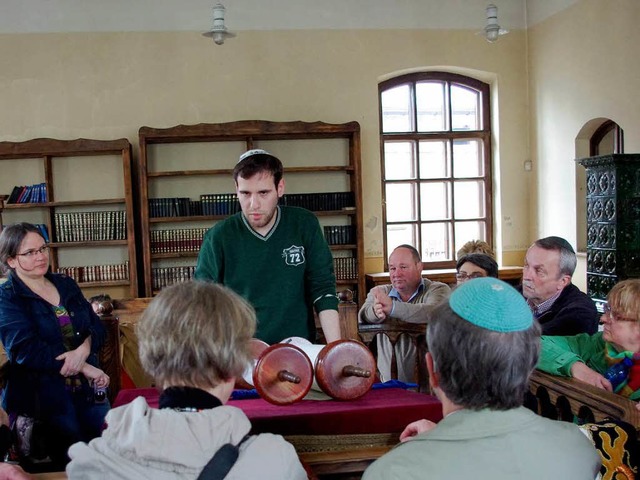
[0, 138, 138, 297]
[138, 120, 364, 300]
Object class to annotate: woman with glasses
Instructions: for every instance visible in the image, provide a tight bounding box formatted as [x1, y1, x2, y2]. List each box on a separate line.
[538, 279, 640, 407]
[0, 222, 109, 470]
[455, 253, 499, 285]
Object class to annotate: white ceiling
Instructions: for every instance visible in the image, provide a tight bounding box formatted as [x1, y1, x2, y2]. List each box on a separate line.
[0, 0, 579, 34]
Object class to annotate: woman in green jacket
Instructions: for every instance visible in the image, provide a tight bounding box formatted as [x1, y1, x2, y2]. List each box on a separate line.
[538, 279, 640, 404]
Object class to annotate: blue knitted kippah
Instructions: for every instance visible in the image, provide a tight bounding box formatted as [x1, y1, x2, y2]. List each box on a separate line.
[238, 148, 274, 163]
[449, 277, 533, 332]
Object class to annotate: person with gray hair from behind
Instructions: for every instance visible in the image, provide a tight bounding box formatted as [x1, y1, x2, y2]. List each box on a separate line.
[363, 278, 600, 480]
[522, 236, 599, 335]
[66, 281, 307, 480]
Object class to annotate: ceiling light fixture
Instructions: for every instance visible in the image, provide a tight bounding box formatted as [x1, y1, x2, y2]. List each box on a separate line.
[481, 4, 508, 43]
[202, 3, 236, 45]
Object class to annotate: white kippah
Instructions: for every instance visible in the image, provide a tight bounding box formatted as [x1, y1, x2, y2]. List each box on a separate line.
[238, 149, 273, 164]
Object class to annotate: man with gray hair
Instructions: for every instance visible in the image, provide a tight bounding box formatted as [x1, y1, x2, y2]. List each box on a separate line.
[363, 278, 600, 479]
[522, 236, 598, 335]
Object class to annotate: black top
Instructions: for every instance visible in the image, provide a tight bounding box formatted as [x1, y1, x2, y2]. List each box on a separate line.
[0, 424, 10, 460]
[535, 283, 599, 336]
[159, 386, 223, 411]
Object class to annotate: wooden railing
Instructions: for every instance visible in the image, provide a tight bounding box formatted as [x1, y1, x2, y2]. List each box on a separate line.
[529, 369, 640, 429]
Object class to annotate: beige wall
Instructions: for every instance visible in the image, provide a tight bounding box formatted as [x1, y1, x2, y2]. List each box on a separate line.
[528, 0, 640, 291]
[528, 0, 640, 242]
[0, 28, 530, 274]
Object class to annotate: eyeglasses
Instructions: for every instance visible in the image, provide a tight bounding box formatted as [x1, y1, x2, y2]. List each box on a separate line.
[603, 303, 637, 323]
[456, 272, 486, 281]
[16, 244, 50, 259]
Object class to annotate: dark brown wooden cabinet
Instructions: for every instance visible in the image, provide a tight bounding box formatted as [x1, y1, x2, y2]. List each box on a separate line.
[0, 138, 138, 298]
[138, 120, 365, 301]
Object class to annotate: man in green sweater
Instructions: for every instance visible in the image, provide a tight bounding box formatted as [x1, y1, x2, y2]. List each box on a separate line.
[195, 149, 340, 344]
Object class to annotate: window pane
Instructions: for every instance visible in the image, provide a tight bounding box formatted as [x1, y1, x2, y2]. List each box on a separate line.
[386, 183, 416, 222]
[421, 223, 452, 261]
[420, 182, 451, 221]
[416, 81, 446, 132]
[380, 73, 491, 268]
[454, 180, 485, 219]
[453, 139, 484, 178]
[381, 84, 412, 133]
[384, 141, 415, 180]
[454, 221, 486, 255]
[386, 224, 418, 259]
[451, 84, 480, 131]
[419, 140, 450, 179]
[598, 129, 615, 155]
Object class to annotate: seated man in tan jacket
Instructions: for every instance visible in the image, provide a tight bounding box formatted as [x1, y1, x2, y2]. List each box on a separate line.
[359, 245, 450, 382]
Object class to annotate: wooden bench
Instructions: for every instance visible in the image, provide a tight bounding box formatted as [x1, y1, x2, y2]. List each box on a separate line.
[358, 321, 429, 392]
[528, 369, 640, 429]
[357, 314, 640, 432]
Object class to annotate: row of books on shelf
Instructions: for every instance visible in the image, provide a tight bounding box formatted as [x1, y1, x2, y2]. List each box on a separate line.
[54, 211, 126, 243]
[149, 224, 356, 256]
[149, 198, 203, 218]
[148, 191, 356, 219]
[57, 261, 129, 284]
[280, 192, 355, 212]
[324, 225, 356, 245]
[201, 194, 241, 216]
[152, 265, 196, 291]
[151, 228, 208, 254]
[6, 183, 48, 204]
[334, 257, 358, 281]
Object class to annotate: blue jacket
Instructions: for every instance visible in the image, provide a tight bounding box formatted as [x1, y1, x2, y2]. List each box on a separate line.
[0, 271, 105, 417]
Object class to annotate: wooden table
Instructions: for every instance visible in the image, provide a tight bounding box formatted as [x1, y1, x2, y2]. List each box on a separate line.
[114, 386, 442, 435]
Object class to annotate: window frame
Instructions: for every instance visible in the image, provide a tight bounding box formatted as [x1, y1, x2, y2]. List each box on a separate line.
[379, 71, 493, 269]
[590, 119, 624, 156]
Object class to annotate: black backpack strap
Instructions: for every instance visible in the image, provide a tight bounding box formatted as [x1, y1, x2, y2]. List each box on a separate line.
[196, 435, 251, 480]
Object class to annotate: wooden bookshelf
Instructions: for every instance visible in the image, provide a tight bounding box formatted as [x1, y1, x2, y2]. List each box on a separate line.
[138, 120, 364, 302]
[0, 138, 138, 297]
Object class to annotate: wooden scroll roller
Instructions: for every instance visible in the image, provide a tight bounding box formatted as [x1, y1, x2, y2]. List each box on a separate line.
[282, 337, 376, 401]
[237, 339, 314, 405]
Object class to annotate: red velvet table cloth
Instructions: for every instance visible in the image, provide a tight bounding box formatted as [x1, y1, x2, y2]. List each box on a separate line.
[113, 387, 442, 435]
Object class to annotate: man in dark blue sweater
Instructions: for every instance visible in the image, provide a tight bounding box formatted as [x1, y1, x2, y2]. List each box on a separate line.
[522, 236, 599, 336]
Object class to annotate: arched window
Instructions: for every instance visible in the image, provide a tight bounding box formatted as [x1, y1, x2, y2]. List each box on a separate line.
[575, 119, 624, 253]
[379, 72, 492, 268]
[590, 120, 624, 156]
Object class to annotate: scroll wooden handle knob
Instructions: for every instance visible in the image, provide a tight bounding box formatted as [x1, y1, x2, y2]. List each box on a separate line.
[278, 370, 301, 384]
[315, 339, 377, 400]
[252, 343, 313, 405]
[342, 365, 371, 378]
